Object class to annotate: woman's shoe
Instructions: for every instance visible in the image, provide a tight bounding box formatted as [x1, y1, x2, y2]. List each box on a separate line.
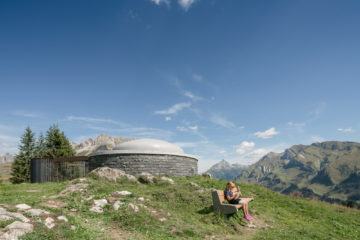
[244, 215, 251, 221]
[246, 214, 254, 220]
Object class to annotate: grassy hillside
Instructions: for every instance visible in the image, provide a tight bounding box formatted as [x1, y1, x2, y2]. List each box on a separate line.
[0, 162, 12, 182]
[0, 176, 359, 239]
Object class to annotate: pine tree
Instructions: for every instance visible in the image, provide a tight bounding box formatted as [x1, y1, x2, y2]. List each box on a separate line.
[45, 124, 75, 158]
[10, 127, 36, 183]
[34, 133, 47, 159]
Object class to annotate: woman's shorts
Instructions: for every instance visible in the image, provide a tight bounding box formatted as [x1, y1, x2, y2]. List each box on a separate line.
[229, 198, 244, 204]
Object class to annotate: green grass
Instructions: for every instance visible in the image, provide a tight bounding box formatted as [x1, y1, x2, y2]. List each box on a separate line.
[0, 176, 360, 239]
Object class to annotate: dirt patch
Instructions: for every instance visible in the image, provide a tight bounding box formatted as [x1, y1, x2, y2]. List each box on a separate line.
[41, 200, 67, 209]
[25, 189, 41, 193]
[59, 182, 89, 197]
[237, 216, 272, 240]
[107, 225, 139, 240]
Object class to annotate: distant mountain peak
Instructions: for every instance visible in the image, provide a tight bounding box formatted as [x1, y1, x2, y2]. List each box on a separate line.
[206, 159, 247, 180]
[73, 134, 131, 156]
[214, 159, 231, 167]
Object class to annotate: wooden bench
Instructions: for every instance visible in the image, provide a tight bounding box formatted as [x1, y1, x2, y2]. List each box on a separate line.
[211, 190, 243, 215]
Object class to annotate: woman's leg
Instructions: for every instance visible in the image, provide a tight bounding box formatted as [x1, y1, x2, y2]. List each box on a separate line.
[243, 203, 249, 216]
[241, 206, 246, 217]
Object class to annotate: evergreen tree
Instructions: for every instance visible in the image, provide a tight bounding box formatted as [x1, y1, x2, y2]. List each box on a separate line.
[10, 127, 36, 183]
[34, 133, 47, 159]
[45, 124, 75, 158]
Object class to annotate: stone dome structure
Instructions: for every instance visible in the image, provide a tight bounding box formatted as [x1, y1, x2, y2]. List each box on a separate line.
[113, 139, 185, 155]
[88, 139, 198, 176]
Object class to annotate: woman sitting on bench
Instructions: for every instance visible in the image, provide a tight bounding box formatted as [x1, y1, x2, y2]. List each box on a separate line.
[224, 181, 254, 221]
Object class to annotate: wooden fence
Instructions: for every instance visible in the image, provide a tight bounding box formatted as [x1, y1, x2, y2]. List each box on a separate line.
[30, 156, 89, 183]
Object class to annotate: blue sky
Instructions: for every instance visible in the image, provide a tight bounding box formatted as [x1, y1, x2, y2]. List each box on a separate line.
[1, 0, 360, 171]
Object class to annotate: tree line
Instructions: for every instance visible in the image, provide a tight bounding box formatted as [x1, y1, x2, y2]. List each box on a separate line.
[10, 124, 74, 184]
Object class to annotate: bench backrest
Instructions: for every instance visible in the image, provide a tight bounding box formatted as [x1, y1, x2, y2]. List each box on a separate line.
[211, 190, 225, 206]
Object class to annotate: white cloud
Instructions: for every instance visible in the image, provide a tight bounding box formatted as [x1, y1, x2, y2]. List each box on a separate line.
[174, 141, 201, 148]
[171, 77, 203, 102]
[183, 91, 203, 101]
[12, 110, 43, 118]
[219, 150, 227, 155]
[84, 124, 174, 140]
[177, 0, 197, 10]
[234, 143, 287, 165]
[150, 0, 170, 6]
[66, 116, 174, 140]
[120, 127, 173, 139]
[176, 125, 198, 132]
[241, 148, 269, 164]
[65, 116, 124, 125]
[150, 0, 197, 10]
[235, 143, 269, 165]
[337, 127, 355, 133]
[254, 127, 279, 139]
[155, 102, 192, 115]
[235, 141, 255, 155]
[176, 126, 187, 132]
[188, 125, 198, 131]
[210, 114, 236, 129]
[165, 116, 172, 121]
[287, 121, 306, 128]
[192, 73, 203, 82]
[310, 135, 325, 143]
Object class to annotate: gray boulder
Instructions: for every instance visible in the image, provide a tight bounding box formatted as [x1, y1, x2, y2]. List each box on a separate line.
[26, 208, 50, 217]
[155, 176, 175, 185]
[90, 167, 137, 182]
[137, 172, 155, 184]
[1, 221, 33, 240]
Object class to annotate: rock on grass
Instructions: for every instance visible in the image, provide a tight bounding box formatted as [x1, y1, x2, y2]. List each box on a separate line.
[113, 201, 125, 210]
[44, 217, 55, 229]
[26, 208, 50, 217]
[111, 191, 132, 197]
[15, 204, 31, 211]
[1, 221, 33, 240]
[156, 176, 174, 185]
[93, 199, 108, 208]
[59, 183, 89, 196]
[137, 172, 155, 184]
[128, 203, 139, 213]
[90, 167, 138, 182]
[57, 216, 68, 222]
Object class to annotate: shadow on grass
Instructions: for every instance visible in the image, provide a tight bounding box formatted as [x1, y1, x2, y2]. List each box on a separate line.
[197, 206, 242, 219]
[197, 206, 214, 214]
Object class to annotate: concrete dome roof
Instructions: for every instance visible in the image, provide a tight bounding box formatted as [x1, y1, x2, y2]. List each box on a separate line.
[113, 138, 185, 155]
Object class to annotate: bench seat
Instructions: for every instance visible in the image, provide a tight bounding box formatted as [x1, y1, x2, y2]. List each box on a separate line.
[211, 190, 252, 215]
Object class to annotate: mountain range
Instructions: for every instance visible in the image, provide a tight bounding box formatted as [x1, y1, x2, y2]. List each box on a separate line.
[72, 134, 131, 156]
[230, 141, 360, 204]
[205, 159, 247, 180]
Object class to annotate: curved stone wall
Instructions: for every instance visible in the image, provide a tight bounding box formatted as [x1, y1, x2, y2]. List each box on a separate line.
[88, 153, 198, 176]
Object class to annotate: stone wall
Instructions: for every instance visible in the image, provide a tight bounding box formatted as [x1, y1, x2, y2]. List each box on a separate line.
[88, 153, 198, 176]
